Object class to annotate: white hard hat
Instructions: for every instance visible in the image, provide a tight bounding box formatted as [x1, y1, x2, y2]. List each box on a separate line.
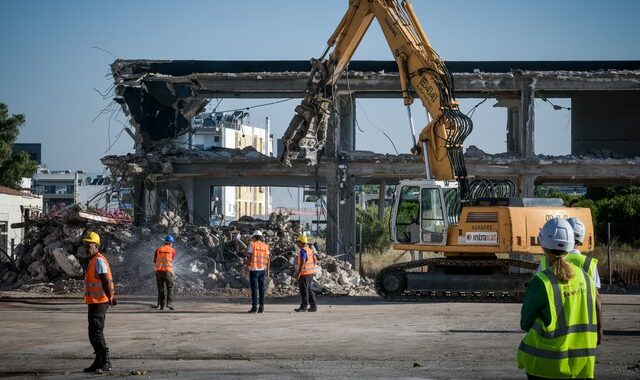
[566, 217, 585, 244]
[252, 230, 263, 237]
[539, 218, 574, 252]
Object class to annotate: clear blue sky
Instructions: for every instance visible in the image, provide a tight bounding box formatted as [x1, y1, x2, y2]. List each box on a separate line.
[1, 0, 639, 176]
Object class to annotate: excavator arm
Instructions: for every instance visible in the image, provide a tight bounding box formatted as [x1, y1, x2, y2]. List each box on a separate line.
[280, 0, 473, 196]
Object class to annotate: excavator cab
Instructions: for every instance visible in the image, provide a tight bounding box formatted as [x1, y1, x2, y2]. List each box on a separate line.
[391, 179, 459, 246]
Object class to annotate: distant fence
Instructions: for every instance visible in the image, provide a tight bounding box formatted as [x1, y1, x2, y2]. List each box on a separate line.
[594, 222, 640, 286]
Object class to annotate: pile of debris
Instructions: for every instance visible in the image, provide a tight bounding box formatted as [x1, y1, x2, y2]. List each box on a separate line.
[0, 206, 375, 297]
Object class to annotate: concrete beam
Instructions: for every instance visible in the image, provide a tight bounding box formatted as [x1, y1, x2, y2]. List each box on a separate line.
[111, 156, 640, 186]
[130, 70, 640, 99]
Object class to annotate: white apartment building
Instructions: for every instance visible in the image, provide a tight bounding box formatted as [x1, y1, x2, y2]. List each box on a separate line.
[31, 169, 88, 212]
[189, 111, 273, 224]
[0, 186, 42, 260]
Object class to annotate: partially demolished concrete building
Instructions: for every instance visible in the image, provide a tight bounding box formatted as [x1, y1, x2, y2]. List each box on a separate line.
[105, 59, 640, 261]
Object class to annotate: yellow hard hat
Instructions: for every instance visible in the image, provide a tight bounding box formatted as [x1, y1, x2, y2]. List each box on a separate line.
[296, 234, 308, 244]
[83, 231, 101, 245]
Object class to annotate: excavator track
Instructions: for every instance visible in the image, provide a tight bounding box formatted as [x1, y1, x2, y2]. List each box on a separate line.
[375, 257, 538, 303]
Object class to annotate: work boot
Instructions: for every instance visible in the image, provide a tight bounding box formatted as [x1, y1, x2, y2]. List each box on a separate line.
[83, 352, 100, 373]
[96, 349, 112, 372]
[152, 302, 161, 309]
[247, 306, 258, 313]
[160, 303, 164, 311]
[257, 306, 264, 314]
[308, 305, 317, 312]
[294, 306, 307, 312]
[166, 303, 174, 311]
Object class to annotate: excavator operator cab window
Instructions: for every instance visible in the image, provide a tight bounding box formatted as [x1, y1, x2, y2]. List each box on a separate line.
[393, 184, 448, 245]
[394, 186, 420, 243]
[420, 188, 446, 243]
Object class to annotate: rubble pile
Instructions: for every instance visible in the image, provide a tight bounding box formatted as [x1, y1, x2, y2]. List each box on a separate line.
[0, 206, 375, 297]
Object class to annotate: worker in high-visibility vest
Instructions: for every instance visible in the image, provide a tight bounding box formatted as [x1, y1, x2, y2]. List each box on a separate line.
[82, 231, 116, 373]
[153, 235, 176, 310]
[517, 218, 598, 379]
[294, 234, 318, 312]
[246, 230, 270, 313]
[536, 217, 603, 345]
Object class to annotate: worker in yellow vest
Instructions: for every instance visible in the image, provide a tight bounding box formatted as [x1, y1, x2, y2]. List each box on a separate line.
[537, 217, 603, 345]
[247, 230, 270, 313]
[517, 218, 598, 379]
[82, 231, 116, 373]
[153, 235, 176, 310]
[294, 234, 317, 312]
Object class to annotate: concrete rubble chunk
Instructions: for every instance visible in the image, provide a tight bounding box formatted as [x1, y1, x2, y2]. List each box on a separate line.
[51, 248, 83, 277]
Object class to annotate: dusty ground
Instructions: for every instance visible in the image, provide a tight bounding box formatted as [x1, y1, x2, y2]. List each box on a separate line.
[0, 293, 638, 379]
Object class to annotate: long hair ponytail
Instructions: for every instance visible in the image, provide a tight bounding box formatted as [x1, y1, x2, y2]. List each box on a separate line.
[546, 252, 575, 283]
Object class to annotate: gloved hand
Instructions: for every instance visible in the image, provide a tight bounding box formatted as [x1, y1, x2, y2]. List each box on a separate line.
[109, 297, 117, 306]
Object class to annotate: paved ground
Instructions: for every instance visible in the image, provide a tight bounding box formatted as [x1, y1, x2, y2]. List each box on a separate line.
[0, 293, 638, 379]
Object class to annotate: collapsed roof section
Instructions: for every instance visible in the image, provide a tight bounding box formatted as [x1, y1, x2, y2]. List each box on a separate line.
[111, 60, 209, 151]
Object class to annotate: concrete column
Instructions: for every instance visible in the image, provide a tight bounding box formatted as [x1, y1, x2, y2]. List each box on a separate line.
[378, 180, 386, 220]
[493, 97, 520, 155]
[518, 175, 536, 198]
[325, 93, 357, 263]
[325, 171, 339, 256]
[519, 77, 536, 158]
[132, 177, 145, 226]
[336, 93, 356, 152]
[191, 178, 212, 225]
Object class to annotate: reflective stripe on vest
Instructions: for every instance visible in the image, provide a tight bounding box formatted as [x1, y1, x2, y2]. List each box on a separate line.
[298, 246, 316, 276]
[517, 265, 597, 379]
[155, 245, 175, 272]
[248, 241, 270, 270]
[84, 253, 114, 304]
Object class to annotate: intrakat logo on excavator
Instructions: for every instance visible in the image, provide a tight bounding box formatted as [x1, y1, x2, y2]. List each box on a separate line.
[464, 232, 498, 244]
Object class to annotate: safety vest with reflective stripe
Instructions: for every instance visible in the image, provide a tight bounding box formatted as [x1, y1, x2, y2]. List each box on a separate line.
[517, 265, 597, 379]
[247, 241, 270, 270]
[298, 246, 316, 276]
[84, 253, 114, 304]
[155, 245, 175, 272]
[540, 251, 598, 282]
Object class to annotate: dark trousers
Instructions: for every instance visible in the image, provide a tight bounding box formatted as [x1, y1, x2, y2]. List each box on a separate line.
[155, 271, 174, 305]
[298, 274, 317, 308]
[88, 303, 109, 353]
[250, 270, 267, 307]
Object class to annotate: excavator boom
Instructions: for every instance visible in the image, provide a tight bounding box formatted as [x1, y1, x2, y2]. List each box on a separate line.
[281, 0, 473, 198]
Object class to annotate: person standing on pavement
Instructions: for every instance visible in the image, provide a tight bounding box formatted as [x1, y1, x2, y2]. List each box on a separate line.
[537, 217, 603, 345]
[294, 234, 317, 312]
[153, 235, 176, 310]
[247, 230, 270, 313]
[82, 231, 116, 373]
[517, 218, 598, 379]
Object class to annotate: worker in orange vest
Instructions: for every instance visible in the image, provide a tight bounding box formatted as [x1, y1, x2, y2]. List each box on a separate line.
[153, 235, 176, 310]
[247, 230, 270, 313]
[294, 234, 318, 312]
[82, 231, 116, 373]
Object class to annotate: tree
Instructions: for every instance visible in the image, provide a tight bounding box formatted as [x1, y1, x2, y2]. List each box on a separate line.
[0, 103, 38, 188]
[356, 205, 392, 255]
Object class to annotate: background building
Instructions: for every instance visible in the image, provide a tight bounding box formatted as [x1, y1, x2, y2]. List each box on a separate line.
[188, 111, 273, 224]
[31, 169, 88, 212]
[0, 186, 42, 260]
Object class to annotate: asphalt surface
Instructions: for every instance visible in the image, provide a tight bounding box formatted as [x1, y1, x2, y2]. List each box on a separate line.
[0, 293, 638, 379]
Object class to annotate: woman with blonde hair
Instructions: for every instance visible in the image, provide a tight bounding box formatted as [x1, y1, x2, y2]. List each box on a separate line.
[517, 218, 598, 379]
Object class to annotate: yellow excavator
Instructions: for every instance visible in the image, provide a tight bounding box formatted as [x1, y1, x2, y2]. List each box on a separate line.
[280, 0, 594, 301]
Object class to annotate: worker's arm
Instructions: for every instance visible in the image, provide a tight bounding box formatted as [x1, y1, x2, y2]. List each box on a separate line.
[153, 248, 157, 264]
[520, 276, 549, 331]
[296, 248, 307, 280]
[267, 250, 271, 275]
[596, 291, 603, 345]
